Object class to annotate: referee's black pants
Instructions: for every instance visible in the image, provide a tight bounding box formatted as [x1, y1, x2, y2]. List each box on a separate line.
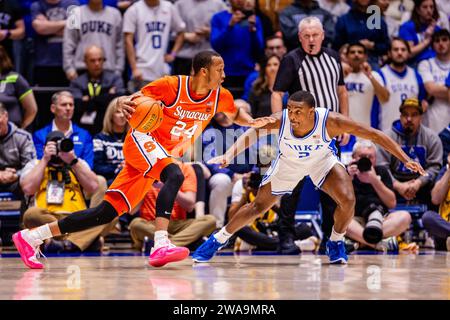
[278, 145, 341, 252]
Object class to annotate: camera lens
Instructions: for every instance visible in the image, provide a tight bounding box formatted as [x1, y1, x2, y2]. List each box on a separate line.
[59, 138, 74, 153]
[357, 157, 372, 172]
[362, 205, 384, 244]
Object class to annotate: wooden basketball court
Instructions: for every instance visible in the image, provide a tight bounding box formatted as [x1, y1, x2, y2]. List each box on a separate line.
[0, 251, 449, 300]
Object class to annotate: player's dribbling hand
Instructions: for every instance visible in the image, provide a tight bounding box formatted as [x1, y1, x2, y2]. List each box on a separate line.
[247, 116, 276, 128]
[405, 161, 426, 176]
[117, 96, 136, 120]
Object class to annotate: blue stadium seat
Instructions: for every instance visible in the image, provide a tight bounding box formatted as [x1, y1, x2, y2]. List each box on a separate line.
[295, 177, 323, 239]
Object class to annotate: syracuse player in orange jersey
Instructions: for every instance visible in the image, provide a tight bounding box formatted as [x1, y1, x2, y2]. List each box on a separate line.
[12, 51, 275, 269]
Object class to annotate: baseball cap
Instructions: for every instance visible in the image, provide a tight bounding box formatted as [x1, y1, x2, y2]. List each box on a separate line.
[399, 98, 423, 114]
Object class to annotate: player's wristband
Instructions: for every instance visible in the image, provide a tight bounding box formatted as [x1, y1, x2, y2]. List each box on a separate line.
[70, 158, 79, 166]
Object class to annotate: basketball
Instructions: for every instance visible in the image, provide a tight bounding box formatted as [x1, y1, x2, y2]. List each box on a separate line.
[128, 96, 164, 133]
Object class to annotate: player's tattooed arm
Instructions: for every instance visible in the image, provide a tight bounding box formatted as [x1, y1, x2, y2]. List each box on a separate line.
[208, 112, 282, 168]
[326, 112, 426, 175]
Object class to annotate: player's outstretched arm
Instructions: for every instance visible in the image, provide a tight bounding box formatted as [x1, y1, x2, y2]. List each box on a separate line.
[326, 112, 426, 175]
[225, 103, 277, 128]
[208, 112, 282, 168]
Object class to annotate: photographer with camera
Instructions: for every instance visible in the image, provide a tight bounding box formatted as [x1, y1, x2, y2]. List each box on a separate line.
[19, 130, 115, 253]
[18, 91, 111, 253]
[345, 140, 415, 252]
[210, 0, 264, 92]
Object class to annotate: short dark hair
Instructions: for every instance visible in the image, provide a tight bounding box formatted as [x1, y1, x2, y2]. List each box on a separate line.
[289, 90, 316, 108]
[265, 35, 284, 44]
[432, 29, 450, 43]
[390, 37, 411, 53]
[192, 50, 222, 74]
[347, 42, 367, 55]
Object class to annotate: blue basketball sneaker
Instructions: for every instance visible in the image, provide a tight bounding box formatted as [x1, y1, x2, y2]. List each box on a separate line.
[192, 235, 227, 263]
[326, 240, 348, 264]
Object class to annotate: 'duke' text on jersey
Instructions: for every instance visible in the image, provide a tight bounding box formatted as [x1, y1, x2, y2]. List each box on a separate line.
[81, 21, 113, 35]
[145, 21, 167, 33]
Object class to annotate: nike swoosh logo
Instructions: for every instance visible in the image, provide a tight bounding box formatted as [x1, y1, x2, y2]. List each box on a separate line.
[283, 137, 293, 141]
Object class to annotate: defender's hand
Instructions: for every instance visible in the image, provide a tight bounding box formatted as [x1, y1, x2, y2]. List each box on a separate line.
[405, 161, 426, 176]
[207, 154, 232, 168]
[247, 116, 276, 128]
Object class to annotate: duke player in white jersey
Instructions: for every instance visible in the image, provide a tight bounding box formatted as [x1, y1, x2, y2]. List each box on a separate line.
[193, 90, 425, 264]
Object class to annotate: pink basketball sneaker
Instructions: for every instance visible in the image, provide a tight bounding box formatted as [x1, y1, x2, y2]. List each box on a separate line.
[149, 242, 189, 268]
[12, 230, 45, 269]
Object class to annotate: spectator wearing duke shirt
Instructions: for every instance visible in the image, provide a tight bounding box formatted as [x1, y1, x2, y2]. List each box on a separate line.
[31, 0, 80, 87]
[211, 0, 264, 93]
[93, 98, 128, 186]
[63, 0, 124, 81]
[377, 98, 443, 208]
[344, 42, 389, 128]
[418, 29, 450, 134]
[373, 38, 427, 132]
[70, 45, 125, 135]
[123, 0, 185, 91]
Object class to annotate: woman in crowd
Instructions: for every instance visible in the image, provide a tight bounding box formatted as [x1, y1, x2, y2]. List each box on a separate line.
[93, 98, 129, 186]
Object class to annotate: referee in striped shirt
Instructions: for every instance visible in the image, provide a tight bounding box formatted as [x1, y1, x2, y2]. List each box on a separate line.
[271, 17, 350, 254]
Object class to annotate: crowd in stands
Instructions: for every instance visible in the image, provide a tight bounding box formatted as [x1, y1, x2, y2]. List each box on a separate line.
[0, 0, 449, 253]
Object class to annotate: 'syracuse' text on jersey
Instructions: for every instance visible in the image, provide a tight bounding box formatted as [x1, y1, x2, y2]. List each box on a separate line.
[261, 107, 343, 195]
[141, 75, 236, 156]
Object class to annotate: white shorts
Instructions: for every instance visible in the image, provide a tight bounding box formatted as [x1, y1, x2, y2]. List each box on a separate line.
[260, 154, 344, 196]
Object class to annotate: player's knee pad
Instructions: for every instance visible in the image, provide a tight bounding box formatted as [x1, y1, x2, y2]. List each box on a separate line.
[155, 164, 185, 219]
[58, 201, 118, 234]
[160, 163, 184, 189]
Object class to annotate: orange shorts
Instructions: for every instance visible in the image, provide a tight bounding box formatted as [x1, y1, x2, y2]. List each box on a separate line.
[104, 129, 174, 215]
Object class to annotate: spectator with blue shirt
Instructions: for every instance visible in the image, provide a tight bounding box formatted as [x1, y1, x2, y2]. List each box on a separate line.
[93, 98, 128, 186]
[31, 0, 80, 87]
[333, 0, 390, 67]
[210, 0, 264, 95]
[399, 0, 441, 65]
[33, 91, 94, 168]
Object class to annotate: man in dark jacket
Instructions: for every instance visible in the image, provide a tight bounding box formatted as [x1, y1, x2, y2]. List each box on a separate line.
[0, 103, 36, 198]
[333, 0, 390, 67]
[70, 45, 125, 135]
[279, 0, 335, 51]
